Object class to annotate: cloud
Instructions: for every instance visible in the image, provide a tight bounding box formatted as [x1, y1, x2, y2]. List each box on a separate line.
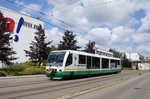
[87, 27, 111, 46]
[26, 4, 41, 11]
[76, 34, 89, 47]
[111, 26, 134, 45]
[48, 0, 78, 9]
[138, 15, 150, 33]
[47, 0, 140, 31]
[21, 3, 41, 15]
[132, 33, 150, 46]
[15, 0, 41, 15]
[136, 44, 150, 57]
[44, 0, 150, 57]
[45, 27, 63, 46]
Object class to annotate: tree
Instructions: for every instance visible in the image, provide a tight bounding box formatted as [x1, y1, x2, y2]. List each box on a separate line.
[109, 49, 122, 58]
[24, 25, 52, 66]
[84, 41, 95, 53]
[122, 53, 131, 68]
[0, 12, 17, 66]
[50, 45, 58, 51]
[58, 30, 80, 50]
[46, 45, 58, 55]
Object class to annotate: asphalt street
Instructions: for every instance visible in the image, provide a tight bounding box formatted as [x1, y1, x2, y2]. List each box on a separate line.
[0, 70, 149, 99]
[72, 72, 150, 99]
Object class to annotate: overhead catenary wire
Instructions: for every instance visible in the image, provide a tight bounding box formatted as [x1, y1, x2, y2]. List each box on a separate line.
[0, 3, 111, 50]
[50, 0, 116, 15]
[4, 0, 87, 33]
[83, 0, 113, 8]
[51, 0, 80, 14]
[3, 0, 118, 33]
[1, 0, 119, 51]
[0, 5, 67, 32]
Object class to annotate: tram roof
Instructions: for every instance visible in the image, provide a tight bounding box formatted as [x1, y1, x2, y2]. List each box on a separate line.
[51, 50, 120, 60]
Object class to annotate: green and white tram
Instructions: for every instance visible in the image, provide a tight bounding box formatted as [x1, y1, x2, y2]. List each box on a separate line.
[46, 50, 122, 80]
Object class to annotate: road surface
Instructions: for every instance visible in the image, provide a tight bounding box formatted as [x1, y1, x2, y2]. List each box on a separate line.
[0, 70, 149, 99]
[73, 71, 150, 99]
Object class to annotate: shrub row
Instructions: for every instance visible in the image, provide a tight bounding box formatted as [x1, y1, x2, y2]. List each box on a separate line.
[0, 64, 45, 76]
[0, 71, 6, 77]
[23, 66, 45, 75]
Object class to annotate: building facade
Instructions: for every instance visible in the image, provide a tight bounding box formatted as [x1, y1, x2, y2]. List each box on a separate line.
[125, 52, 144, 61]
[95, 49, 113, 57]
[125, 52, 150, 70]
[0, 6, 44, 64]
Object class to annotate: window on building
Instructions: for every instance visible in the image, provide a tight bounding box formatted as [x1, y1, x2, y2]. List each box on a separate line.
[33, 25, 38, 29]
[23, 21, 32, 28]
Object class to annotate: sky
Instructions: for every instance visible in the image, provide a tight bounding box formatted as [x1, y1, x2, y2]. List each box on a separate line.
[0, 0, 150, 58]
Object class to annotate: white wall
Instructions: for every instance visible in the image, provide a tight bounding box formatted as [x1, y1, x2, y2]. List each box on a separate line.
[125, 53, 140, 61]
[138, 63, 150, 70]
[0, 6, 44, 62]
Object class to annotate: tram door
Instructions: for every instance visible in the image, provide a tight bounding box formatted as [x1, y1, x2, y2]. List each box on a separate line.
[87, 56, 91, 69]
[73, 54, 78, 67]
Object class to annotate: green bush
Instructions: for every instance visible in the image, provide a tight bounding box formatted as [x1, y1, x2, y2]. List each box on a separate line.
[39, 66, 45, 70]
[23, 67, 45, 75]
[10, 63, 32, 71]
[0, 67, 22, 76]
[24, 61, 37, 66]
[8, 71, 20, 76]
[0, 71, 6, 77]
[0, 62, 46, 76]
[10, 65, 26, 71]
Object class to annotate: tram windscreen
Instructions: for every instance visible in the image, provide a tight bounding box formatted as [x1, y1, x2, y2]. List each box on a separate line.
[47, 52, 66, 66]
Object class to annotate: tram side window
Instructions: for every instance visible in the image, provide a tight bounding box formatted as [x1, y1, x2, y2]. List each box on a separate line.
[114, 60, 117, 68]
[65, 54, 72, 66]
[110, 60, 115, 68]
[92, 57, 100, 69]
[79, 55, 86, 64]
[116, 60, 120, 68]
[117, 60, 120, 65]
[87, 56, 91, 69]
[102, 58, 109, 68]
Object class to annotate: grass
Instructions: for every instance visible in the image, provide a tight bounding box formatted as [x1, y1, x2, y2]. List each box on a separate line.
[122, 67, 133, 70]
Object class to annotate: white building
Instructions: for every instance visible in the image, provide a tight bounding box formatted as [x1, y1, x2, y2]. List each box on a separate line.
[125, 52, 144, 61]
[95, 49, 113, 57]
[125, 52, 150, 70]
[0, 6, 44, 64]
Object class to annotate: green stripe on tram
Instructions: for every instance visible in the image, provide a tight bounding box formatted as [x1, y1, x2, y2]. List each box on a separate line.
[46, 69, 121, 80]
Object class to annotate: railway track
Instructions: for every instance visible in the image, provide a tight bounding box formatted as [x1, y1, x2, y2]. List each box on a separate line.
[0, 71, 130, 89]
[0, 79, 49, 88]
[0, 70, 149, 99]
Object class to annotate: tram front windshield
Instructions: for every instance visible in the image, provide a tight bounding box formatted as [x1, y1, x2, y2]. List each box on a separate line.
[47, 52, 66, 66]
